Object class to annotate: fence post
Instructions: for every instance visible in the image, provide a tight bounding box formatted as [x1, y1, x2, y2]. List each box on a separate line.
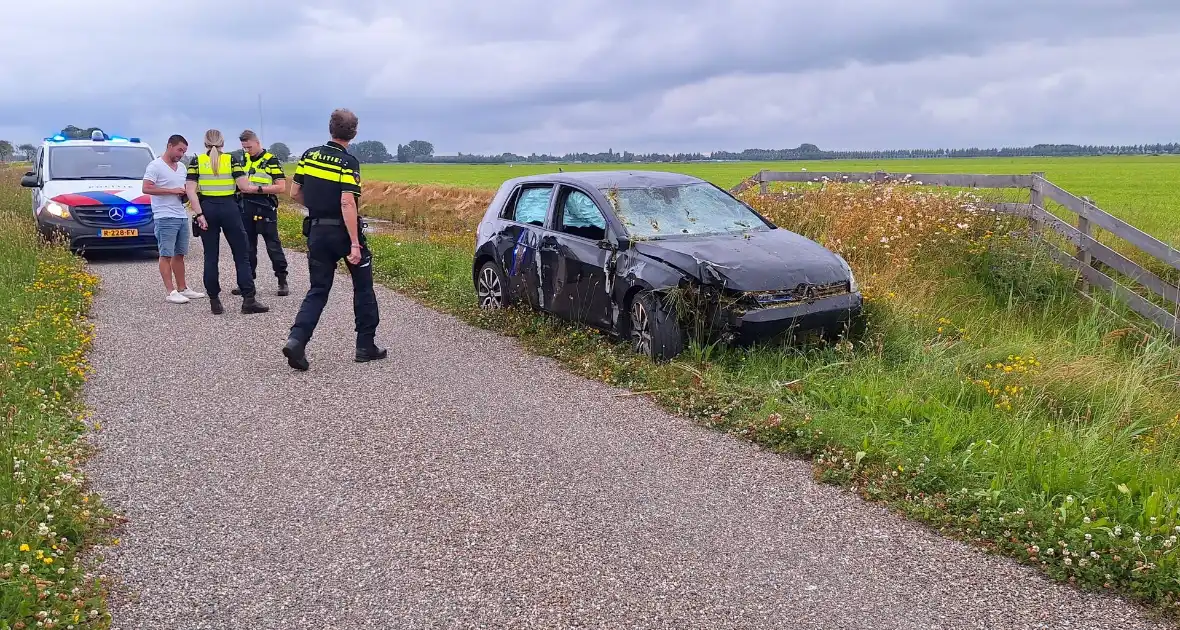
[1077, 195, 1094, 294]
[758, 169, 768, 195]
[1028, 172, 1045, 234]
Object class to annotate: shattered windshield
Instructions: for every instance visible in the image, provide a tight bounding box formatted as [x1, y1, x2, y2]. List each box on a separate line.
[605, 183, 769, 238]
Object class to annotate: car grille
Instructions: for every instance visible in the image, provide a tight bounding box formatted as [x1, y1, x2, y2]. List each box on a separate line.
[745, 280, 851, 307]
[70, 205, 154, 228]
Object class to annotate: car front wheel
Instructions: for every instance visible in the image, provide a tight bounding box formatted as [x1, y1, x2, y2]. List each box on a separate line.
[629, 290, 684, 362]
[476, 260, 510, 309]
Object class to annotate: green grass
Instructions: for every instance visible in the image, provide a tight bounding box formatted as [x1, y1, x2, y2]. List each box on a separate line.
[341, 156, 1180, 245]
[0, 168, 113, 629]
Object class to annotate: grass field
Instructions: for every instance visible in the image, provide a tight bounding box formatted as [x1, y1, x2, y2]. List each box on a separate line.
[350, 156, 1180, 245]
[0, 167, 113, 628]
[273, 155, 1180, 616]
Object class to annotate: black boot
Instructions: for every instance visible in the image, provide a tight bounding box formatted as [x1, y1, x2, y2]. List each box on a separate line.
[282, 337, 309, 371]
[355, 344, 388, 363]
[210, 297, 224, 315]
[277, 278, 289, 296]
[231, 288, 242, 296]
[241, 295, 270, 314]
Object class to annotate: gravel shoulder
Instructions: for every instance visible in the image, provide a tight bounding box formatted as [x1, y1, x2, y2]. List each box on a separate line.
[81, 242, 1165, 630]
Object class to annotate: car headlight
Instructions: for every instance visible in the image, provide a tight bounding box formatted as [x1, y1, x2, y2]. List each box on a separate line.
[41, 202, 71, 219]
[837, 255, 859, 293]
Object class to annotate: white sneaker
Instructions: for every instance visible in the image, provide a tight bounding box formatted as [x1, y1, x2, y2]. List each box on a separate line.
[166, 290, 190, 304]
[179, 288, 206, 299]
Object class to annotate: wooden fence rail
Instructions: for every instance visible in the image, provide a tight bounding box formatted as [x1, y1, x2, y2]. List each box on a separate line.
[730, 169, 1180, 337]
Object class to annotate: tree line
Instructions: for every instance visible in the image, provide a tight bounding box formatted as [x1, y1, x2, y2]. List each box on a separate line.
[344, 141, 1180, 164]
[4, 131, 1180, 165]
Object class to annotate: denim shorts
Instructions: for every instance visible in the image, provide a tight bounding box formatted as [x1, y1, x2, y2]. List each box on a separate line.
[154, 217, 191, 257]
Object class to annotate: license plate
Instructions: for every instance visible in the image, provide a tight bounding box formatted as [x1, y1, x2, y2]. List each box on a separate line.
[100, 228, 138, 237]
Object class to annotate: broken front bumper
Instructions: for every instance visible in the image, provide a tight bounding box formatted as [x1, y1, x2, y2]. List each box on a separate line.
[728, 292, 863, 341]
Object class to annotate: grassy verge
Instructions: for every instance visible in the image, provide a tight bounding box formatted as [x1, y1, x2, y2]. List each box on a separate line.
[280, 178, 1180, 618]
[0, 168, 114, 629]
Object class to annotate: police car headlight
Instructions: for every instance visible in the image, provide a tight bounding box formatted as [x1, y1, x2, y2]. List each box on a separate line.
[42, 202, 71, 219]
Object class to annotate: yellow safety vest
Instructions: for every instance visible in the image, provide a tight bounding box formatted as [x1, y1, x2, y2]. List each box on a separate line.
[243, 151, 275, 187]
[196, 153, 236, 196]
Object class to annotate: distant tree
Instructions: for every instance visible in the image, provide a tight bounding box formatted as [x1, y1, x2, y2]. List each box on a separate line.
[18, 143, 35, 161]
[0, 140, 13, 162]
[269, 142, 291, 162]
[352, 140, 392, 163]
[405, 140, 434, 161]
[396, 143, 407, 163]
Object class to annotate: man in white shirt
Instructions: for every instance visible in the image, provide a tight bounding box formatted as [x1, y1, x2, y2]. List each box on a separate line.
[142, 134, 207, 304]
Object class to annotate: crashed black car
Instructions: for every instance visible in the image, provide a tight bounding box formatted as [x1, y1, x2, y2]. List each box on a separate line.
[472, 171, 863, 361]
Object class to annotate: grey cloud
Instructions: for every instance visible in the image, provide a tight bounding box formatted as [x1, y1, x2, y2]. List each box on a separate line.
[1, 1, 1179, 156]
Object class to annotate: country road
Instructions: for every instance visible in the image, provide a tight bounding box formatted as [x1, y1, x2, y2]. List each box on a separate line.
[80, 242, 1164, 630]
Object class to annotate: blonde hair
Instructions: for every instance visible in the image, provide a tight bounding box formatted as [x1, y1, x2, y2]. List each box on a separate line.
[204, 129, 225, 174]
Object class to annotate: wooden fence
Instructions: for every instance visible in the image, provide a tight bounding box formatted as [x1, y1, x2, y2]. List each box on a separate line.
[729, 169, 1180, 337]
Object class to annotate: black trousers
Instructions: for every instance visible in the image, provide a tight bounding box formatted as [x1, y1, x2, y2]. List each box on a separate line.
[243, 213, 288, 281]
[198, 196, 255, 299]
[289, 223, 379, 347]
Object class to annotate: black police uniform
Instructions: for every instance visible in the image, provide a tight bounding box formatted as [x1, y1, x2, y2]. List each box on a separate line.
[238, 150, 289, 293]
[283, 141, 383, 369]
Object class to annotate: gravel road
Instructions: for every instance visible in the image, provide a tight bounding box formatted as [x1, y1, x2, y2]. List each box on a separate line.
[81, 242, 1165, 630]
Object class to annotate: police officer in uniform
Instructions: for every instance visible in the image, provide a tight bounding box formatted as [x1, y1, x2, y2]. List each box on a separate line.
[186, 128, 269, 315]
[231, 129, 290, 296]
[282, 109, 385, 370]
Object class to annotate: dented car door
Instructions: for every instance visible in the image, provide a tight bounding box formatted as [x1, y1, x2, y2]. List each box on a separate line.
[500, 184, 556, 309]
[540, 186, 614, 329]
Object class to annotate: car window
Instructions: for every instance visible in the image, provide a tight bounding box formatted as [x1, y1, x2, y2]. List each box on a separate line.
[604, 182, 769, 238]
[559, 189, 606, 240]
[507, 185, 552, 226]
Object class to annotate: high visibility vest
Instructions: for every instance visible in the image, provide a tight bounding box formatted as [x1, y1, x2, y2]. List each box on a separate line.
[196, 152, 236, 196]
[243, 151, 275, 187]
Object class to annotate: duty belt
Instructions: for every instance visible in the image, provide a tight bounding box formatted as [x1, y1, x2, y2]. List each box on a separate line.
[309, 218, 343, 226]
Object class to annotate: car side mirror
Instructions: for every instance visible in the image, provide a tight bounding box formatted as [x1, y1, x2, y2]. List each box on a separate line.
[20, 173, 38, 188]
[616, 237, 631, 251]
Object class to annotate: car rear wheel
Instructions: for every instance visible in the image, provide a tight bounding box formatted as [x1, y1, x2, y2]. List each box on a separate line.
[476, 261, 510, 309]
[629, 291, 684, 362]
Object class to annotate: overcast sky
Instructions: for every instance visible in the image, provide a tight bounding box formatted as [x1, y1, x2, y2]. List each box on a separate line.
[2, 0, 1179, 156]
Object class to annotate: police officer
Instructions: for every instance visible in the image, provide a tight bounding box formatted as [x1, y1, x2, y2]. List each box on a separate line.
[282, 109, 384, 370]
[186, 128, 269, 315]
[232, 129, 290, 296]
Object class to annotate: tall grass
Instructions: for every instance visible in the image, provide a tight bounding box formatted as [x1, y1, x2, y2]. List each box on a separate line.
[337, 156, 1180, 245]
[0, 167, 113, 629]
[276, 175, 1180, 616]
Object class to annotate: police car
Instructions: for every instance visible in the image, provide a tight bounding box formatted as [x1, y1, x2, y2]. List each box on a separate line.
[20, 130, 160, 254]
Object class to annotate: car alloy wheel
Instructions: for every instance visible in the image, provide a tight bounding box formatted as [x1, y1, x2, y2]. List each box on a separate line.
[477, 264, 505, 309]
[630, 298, 653, 356]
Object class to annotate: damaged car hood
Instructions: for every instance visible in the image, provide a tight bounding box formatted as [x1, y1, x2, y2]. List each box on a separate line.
[630, 228, 848, 292]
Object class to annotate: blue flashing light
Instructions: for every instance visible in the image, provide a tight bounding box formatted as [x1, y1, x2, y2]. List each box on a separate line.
[109, 135, 127, 142]
[126, 207, 139, 216]
[51, 135, 66, 142]
[129, 137, 141, 143]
